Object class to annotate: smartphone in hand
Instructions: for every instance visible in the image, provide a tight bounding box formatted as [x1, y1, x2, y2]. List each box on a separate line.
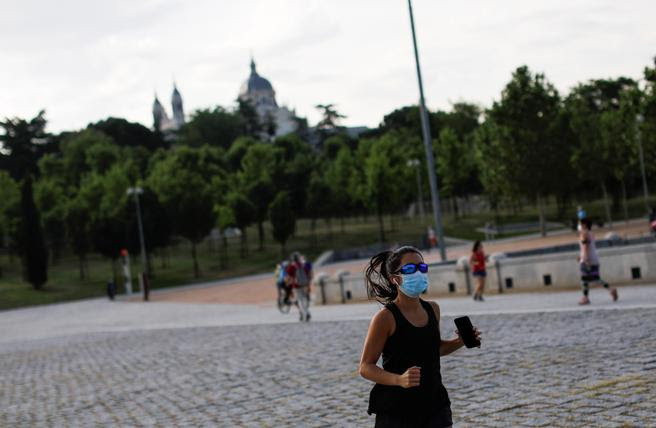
[454, 316, 480, 348]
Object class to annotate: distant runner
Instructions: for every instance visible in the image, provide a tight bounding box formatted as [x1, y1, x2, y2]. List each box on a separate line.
[578, 218, 618, 305]
[470, 241, 488, 302]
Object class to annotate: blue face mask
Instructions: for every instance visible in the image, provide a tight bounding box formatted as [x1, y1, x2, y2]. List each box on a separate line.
[399, 271, 428, 298]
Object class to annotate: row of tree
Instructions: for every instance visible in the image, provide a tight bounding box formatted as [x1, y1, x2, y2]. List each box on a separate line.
[2, 59, 655, 289]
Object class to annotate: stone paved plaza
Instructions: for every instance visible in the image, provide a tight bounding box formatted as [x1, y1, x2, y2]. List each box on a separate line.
[1, 292, 656, 427]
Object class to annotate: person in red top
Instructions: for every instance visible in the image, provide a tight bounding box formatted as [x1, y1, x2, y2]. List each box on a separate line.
[285, 252, 313, 322]
[470, 241, 487, 302]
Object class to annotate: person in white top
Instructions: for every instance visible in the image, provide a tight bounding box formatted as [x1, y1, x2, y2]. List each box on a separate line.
[578, 218, 618, 305]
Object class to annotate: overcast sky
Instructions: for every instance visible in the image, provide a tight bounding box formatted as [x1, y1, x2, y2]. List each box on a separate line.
[1, 0, 655, 133]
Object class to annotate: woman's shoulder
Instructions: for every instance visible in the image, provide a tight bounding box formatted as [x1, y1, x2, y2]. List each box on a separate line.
[422, 299, 441, 320]
[371, 306, 397, 336]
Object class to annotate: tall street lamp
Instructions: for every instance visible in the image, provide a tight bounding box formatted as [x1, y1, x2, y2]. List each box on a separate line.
[636, 114, 650, 213]
[407, 0, 447, 261]
[127, 186, 148, 299]
[407, 159, 425, 219]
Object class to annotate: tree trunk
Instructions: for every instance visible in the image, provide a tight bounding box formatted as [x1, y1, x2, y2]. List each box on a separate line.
[78, 254, 86, 280]
[537, 194, 546, 237]
[258, 221, 264, 251]
[191, 241, 200, 278]
[241, 230, 248, 256]
[451, 198, 458, 220]
[147, 253, 154, 278]
[221, 236, 228, 269]
[621, 180, 629, 224]
[601, 181, 613, 228]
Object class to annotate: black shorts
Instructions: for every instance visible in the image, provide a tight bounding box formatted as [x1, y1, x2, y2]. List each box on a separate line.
[374, 408, 452, 428]
[472, 270, 487, 278]
[580, 263, 600, 282]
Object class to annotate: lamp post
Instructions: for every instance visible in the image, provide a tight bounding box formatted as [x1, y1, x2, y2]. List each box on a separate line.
[407, 0, 447, 261]
[127, 186, 148, 298]
[636, 114, 650, 213]
[407, 159, 425, 219]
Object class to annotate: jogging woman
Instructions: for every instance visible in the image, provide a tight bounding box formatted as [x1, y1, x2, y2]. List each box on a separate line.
[359, 246, 481, 427]
[470, 241, 487, 301]
[578, 218, 618, 305]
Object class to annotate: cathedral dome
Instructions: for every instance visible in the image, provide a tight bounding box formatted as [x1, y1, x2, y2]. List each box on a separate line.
[239, 58, 274, 96]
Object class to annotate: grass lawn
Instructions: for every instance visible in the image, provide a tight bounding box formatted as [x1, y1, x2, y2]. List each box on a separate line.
[2, 194, 654, 310]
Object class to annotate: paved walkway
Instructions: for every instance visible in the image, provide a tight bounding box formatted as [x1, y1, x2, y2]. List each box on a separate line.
[1, 286, 655, 427]
[147, 219, 652, 305]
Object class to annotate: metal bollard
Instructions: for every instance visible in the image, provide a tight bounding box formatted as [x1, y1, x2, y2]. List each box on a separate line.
[495, 259, 503, 294]
[464, 264, 472, 296]
[319, 277, 327, 305]
[142, 272, 150, 301]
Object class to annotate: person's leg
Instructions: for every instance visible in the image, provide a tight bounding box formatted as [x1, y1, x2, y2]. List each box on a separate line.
[473, 276, 484, 300]
[297, 287, 309, 321]
[579, 280, 590, 305]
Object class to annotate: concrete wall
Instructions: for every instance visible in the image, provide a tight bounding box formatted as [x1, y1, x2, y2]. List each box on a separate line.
[313, 242, 656, 304]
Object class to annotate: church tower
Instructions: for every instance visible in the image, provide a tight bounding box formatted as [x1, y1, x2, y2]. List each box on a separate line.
[152, 94, 170, 131]
[171, 83, 185, 128]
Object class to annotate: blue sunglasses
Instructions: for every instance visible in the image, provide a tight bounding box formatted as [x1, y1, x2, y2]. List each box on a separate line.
[397, 263, 428, 275]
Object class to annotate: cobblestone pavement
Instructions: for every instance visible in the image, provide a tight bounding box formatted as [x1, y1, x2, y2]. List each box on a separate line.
[1, 306, 655, 427]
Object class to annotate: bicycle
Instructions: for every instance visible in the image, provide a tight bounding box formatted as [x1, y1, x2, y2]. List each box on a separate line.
[277, 282, 294, 314]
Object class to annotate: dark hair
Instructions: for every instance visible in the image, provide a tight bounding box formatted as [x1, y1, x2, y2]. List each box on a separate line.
[364, 245, 423, 304]
[472, 240, 482, 253]
[290, 252, 301, 263]
[580, 218, 592, 230]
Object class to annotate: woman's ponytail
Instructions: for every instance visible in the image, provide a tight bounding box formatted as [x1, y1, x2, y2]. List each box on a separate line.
[365, 251, 397, 303]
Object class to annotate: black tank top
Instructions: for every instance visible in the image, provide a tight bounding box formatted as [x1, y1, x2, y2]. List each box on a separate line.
[368, 299, 450, 415]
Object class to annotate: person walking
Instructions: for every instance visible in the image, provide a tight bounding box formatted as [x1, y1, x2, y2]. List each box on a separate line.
[470, 241, 487, 302]
[578, 218, 618, 305]
[285, 252, 313, 321]
[360, 246, 481, 427]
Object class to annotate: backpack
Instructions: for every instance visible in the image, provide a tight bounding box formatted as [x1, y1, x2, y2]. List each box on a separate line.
[295, 262, 310, 287]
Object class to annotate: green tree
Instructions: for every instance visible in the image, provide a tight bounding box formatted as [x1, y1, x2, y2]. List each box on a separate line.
[324, 146, 356, 232]
[239, 142, 278, 249]
[0, 110, 55, 180]
[214, 204, 235, 268]
[246, 180, 275, 250]
[487, 65, 561, 235]
[179, 107, 243, 149]
[227, 192, 256, 256]
[90, 117, 165, 151]
[305, 172, 333, 247]
[435, 127, 476, 217]
[225, 136, 257, 172]
[361, 134, 407, 242]
[18, 176, 48, 289]
[269, 192, 296, 257]
[474, 120, 512, 218]
[237, 98, 263, 139]
[34, 178, 67, 263]
[566, 77, 637, 226]
[0, 171, 20, 276]
[147, 147, 219, 277]
[65, 191, 92, 280]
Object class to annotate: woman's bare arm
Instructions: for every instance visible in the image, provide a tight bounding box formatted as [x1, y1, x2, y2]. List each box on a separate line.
[429, 301, 465, 356]
[359, 309, 420, 388]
